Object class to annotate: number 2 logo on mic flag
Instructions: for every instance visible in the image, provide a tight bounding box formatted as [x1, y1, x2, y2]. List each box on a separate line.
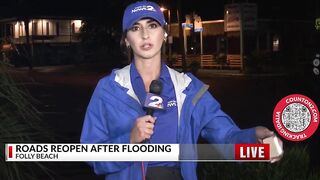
[144, 93, 165, 110]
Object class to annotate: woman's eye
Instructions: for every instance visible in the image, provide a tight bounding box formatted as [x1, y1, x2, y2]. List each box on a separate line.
[129, 26, 140, 32]
[149, 23, 158, 29]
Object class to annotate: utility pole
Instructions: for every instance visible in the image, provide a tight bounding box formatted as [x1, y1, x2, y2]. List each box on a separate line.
[168, 9, 172, 67]
[23, 18, 33, 70]
[177, 0, 187, 72]
[239, 4, 244, 72]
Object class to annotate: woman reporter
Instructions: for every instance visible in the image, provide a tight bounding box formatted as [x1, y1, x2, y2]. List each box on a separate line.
[80, 1, 282, 180]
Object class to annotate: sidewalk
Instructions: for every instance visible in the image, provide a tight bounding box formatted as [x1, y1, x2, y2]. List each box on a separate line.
[8, 63, 288, 84]
[196, 68, 287, 78]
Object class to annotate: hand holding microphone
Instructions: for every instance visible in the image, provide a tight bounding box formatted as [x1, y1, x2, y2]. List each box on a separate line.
[130, 80, 164, 143]
[130, 115, 156, 144]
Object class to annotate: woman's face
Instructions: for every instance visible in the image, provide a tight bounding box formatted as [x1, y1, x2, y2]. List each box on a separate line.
[125, 18, 165, 60]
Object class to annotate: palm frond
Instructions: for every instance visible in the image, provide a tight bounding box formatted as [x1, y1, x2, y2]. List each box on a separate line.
[0, 61, 56, 180]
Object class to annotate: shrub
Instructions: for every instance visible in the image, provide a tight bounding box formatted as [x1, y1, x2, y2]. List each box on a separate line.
[197, 145, 320, 180]
[0, 61, 54, 180]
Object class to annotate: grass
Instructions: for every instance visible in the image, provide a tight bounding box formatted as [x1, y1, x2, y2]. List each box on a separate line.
[197, 145, 320, 180]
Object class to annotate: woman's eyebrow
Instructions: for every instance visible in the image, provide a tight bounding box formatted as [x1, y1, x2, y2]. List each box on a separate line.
[132, 19, 157, 26]
[132, 22, 140, 26]
[146, 19, 157, 24]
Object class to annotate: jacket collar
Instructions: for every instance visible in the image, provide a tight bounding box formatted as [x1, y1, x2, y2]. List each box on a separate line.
[99, 65, 143, 114]
[167, 67, 191, 120]
[111, 64, 206, 119]
[114, 65, 140, 103]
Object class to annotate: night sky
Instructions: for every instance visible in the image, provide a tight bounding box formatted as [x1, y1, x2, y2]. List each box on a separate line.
[0, 0, 319, 22]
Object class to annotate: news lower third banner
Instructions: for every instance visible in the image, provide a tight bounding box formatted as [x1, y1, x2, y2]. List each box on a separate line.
[5, 144, 270, 162]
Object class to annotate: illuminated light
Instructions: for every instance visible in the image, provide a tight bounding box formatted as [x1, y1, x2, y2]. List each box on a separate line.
[313, 58, 320, 67]
[14, 22, 20, 38]
[313, 68, 319, 75]
[313, 54, 320, 76]
[273, 36, 279, 52]
[14, 22, 19, 28]
[17, 21, 26, 37]
[2, 44, 13, 50]
[73, 20, 82, 28]
[72, 20, 82, 33]
[316, 18, 320, 30]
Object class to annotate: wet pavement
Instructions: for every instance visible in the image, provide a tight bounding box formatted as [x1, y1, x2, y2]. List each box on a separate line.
[7, 63, 320, 179]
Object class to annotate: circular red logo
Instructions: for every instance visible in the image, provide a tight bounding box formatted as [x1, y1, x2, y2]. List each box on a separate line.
[273, 94, 319, 141]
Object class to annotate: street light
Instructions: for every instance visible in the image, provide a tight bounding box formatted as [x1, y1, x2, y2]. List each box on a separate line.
[160, 7, 171, 32]
[313, 54, 320, 76]
[161, 7, 172, 65]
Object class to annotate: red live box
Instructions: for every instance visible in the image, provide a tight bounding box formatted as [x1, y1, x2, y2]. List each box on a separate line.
[235, 144, 270, 160]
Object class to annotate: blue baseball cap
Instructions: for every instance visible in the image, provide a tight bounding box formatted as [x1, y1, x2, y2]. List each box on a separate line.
[122, 1, 166, 32]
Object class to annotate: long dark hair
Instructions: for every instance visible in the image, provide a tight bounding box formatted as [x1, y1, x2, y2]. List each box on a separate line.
[119, 31, 132, 63]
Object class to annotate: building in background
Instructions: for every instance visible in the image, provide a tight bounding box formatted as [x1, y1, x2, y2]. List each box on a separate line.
[0, 2, 318, 71]
[0, 16, 83, 67]
[167, 3, 318, 72]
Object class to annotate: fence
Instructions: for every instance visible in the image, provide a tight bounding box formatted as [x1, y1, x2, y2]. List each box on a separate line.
[172, 54, 241, 69]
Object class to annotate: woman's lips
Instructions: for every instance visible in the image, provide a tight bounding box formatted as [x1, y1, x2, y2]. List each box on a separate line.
[140, 43, 153, 51]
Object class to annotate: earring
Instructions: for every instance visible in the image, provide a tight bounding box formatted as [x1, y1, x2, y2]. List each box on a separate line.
[127, 45, 131, 49]
[164, 32, 168, 42]
[164, 38, 167, 43]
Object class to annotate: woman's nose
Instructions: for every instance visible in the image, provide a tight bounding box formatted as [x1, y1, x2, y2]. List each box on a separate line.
[141, 28, 149, 39]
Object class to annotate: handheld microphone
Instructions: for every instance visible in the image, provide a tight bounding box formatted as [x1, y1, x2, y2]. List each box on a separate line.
[142, 80, 164, 143]
[144, 80, 164, 116]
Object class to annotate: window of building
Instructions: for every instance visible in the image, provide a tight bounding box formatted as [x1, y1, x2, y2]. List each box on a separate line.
[19, 22, 25, 36]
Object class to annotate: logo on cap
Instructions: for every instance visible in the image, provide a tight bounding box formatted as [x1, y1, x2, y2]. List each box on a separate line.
[132, 5, 156, 13]
[122, 1, 166, 32]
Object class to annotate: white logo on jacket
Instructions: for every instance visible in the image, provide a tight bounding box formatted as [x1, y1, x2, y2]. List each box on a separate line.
[167, 100, 177, 108]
